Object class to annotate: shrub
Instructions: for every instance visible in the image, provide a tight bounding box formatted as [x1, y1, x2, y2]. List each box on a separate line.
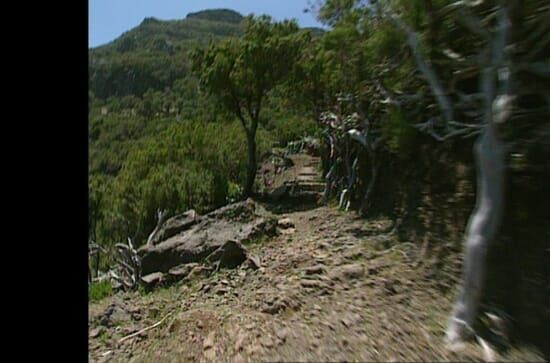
[89, 281, 113, 302]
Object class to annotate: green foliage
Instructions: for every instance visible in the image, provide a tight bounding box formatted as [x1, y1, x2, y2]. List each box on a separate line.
[93, 120, 273, 246]
[191, 15, 307, 196]
[287, 40, 332, 119]
[317, 0, 359, 26]
[190, 15, 306, 126]
[362, 21, 404, 64]
[89, 281, 113, 302]
[381, 108, 417, 158]
[89, 10, 245, 100]
[88, 11, 322, 248]
[268, 116, 319, 147]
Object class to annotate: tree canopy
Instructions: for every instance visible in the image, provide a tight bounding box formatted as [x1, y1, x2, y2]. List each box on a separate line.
[191, 16, 308, 197]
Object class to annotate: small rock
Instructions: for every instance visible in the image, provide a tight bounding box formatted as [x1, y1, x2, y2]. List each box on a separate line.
[168, 264, 196, 282]
[141, 272, 165, 291]
[329, 263, 365, 281]
[232, 353, 245, 363]
[300, 279, 324, 289]
[127, 306, 141, 314]
[260, 336, 274, 348]
[235, 332, 247, 351]
[318, 242, 331, 250]
[246, 254, 261, 270]
[276, 328, 288, 342]
[89, 326, 104, 338]
[187, 265, 211, 280]
[343, 250, 364, 260]
[246, 344, 264, 356]
[281, 227, 296, 235]
[215, 287, 229, 295]
[204, 348, 217, 360]
[277, 218, 295, 229]
[322, 321, 335, 331]
[383, 279, 397, 295]
[99, 304, 131, 326]
[304, 265, 326, 275]
[262, 304, 283, 314]
[203, 331, 215, 349]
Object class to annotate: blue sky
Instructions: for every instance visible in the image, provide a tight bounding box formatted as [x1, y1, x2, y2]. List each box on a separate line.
[89, 0, 325, 48]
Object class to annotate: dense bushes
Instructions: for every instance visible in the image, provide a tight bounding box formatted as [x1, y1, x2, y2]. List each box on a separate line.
[89, 120, 274, 249]
[267, 115, 319, 147]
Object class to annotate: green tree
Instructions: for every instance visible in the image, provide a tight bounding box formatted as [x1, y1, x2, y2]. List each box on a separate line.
[191, 16, 305, 198]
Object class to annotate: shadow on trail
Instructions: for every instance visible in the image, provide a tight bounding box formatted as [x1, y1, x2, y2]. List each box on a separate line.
[256, 194, 323, 215]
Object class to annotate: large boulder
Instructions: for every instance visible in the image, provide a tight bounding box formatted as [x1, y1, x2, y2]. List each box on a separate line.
[138, 199, 276, 275]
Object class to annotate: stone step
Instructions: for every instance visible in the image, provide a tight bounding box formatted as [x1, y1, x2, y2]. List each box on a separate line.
[287, 191, 323, 203]
[292, 184, 325, 193]
[298, 181, 324, 186]
[300, 167, 318, 174]
[298, 174, 319, 178]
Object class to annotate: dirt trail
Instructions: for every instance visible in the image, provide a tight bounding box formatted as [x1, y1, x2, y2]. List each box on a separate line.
[89, 153, 545, 363]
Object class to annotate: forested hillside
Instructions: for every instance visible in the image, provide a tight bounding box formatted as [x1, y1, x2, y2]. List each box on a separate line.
[89, 2, 549, 361]
[89, 9, 320, 248]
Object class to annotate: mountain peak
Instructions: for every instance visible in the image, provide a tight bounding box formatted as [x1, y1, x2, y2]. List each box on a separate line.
[185, 9, 244, 23]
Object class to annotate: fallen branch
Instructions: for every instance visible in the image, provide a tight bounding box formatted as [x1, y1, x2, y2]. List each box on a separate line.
[375, 242, 417, 259]
[118, 312, 173, 344]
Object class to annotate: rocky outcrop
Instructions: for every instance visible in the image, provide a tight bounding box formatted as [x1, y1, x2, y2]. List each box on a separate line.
[138, 199, 276, 277]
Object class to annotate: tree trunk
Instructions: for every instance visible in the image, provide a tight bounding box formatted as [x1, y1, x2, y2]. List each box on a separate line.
[360, 150, 379, 215]
[243, 131, 257, 199]
[446, 124, 506, 346]
[322, 163, 337, 204]
[447, 4, 510, 345]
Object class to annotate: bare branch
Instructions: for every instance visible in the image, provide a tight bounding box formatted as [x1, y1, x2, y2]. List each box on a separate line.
[118, 312, 173, 344]
[146, 209, 169, 246]
[388, 12, 455, 125]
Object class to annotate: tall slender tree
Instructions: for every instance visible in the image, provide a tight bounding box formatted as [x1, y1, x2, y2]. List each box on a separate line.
[191, 16, 306, 198]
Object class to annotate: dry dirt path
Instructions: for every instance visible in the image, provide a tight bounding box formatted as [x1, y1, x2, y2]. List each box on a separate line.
[89, 153, 545, 363]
